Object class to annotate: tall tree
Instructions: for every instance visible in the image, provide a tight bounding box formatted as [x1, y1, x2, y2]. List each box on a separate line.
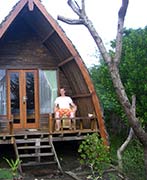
[58, 0, 147, 176]
[90, 28, 147, 128]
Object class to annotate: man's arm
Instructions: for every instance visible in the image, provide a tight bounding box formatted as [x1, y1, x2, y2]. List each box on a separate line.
[70, 102, 77, 112]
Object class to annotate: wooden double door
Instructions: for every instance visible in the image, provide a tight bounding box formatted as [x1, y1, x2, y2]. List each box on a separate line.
[7, 70, 39, 129]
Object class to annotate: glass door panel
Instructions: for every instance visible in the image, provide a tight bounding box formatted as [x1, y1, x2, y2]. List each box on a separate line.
[10, 72, 20, 124]
[25, 71, 36, 127]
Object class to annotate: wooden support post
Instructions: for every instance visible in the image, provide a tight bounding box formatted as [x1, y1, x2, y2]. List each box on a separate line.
[94, 117, 97, 130]
[49, 113, 53, 133]
[13, 139, 23, 174]
[9, 115, 14, 135]
[80, 118, 83, 130]
[95, 117, 98, 131]
[49, 136, 63, 173]
[61, 118, 64, 135]
[72, 118, 76, 130]
[91, 117, 95, 130]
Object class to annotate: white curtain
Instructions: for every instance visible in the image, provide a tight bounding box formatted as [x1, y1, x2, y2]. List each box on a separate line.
[0, 70, 6, 115]
[39, 70, 57, 113]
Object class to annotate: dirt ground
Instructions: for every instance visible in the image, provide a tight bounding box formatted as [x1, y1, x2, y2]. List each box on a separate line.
[0, 141, 89, 180]
[21, 141, 88, 180]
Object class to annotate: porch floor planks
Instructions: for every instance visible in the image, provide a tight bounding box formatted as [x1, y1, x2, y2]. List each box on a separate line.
[0, 128, 99, 144]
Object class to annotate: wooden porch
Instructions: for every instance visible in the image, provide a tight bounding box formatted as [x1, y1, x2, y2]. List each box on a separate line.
[0, 115, 99, 172]
[0, 114, 99, 144]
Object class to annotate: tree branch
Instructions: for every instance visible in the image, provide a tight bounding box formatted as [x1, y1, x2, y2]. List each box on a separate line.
[117, 95, 136, 170]
[117, 128, 134, 169]
[67, 0, 82, 17]
[119, 0, 129, 20]
[57, 16, 84, 25]
[65, 171, 82, 180]
[114, 0, 129, 64]
[58, 1, 111, 64]
[104, 165, 129, 179]
[81, 0, 86, 16]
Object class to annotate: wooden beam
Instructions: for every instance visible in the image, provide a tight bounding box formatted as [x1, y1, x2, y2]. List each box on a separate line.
[28, 0, 34, 11]
[72, 93, 92, 99]
[42, 29, 55, 43]
[58, 56, 74, 67]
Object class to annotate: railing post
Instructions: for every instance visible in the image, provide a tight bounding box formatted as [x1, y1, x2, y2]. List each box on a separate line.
[49, 113, 53, 133]
[9, 115, 14, 135]
[72, 117, 76, 130]
[61, 118, 63, 135]
[90, 117, 94, 130]
[80, 118, 83, 130]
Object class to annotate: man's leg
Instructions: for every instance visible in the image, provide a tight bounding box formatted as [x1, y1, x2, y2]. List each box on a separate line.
[70, 112, 76, 130]
[55, 111, 61, 131]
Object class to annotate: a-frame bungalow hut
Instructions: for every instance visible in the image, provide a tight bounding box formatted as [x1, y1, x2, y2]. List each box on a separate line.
[0, 0, 108, 169]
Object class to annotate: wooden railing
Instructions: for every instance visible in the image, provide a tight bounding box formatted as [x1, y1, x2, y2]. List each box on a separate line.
[48, 114, 99, 134]
[0, 115, 14, 135]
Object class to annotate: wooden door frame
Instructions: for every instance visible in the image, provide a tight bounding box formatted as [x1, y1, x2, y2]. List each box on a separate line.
[7, 69, 39, 129]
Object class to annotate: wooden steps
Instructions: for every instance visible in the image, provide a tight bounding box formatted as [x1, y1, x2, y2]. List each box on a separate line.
[22, 161, 57, 166]
[13, 135, 63, 173]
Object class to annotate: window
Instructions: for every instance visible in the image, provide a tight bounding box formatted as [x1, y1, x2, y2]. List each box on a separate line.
[0, 70, 6, 115]
[39, 70, 57, 113]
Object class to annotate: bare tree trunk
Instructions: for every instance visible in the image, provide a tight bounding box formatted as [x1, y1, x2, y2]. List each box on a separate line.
[117, 128, 134, 169]
[58, 0, 147, 175]
[117, 95, 135, 170]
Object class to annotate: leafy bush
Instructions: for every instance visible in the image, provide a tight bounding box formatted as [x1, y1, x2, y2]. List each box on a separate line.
[78, 133, 111, 178]
[122, 139, 145, 180]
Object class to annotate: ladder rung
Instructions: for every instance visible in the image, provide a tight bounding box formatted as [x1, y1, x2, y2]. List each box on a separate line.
[19, 152, 54, 158]
[16, 138, 49, 144]
[18, 145, 51, 150]
[21, 161, 56, 166]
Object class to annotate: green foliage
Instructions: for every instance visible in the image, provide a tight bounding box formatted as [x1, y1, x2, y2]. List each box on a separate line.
[90, 64, 124, 118]
[0, 168, 13, 179]
[3, 157, 21, 177]
[78, 134, 145, 179]
[110, 135, 145, 180]
[122, 140, 145, 180]
[120, 27, 147, 125]
[78, 133, 111, 178]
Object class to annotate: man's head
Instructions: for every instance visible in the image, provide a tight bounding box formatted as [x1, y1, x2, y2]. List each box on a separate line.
[60, 88, 65, 96]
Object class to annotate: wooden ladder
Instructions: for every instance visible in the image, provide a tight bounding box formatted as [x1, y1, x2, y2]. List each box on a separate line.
[13, 135, 63, 173]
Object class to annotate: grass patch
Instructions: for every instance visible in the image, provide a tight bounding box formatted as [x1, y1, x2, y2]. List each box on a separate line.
[0, 168, 13, 179]
[110, 135, 145, 180]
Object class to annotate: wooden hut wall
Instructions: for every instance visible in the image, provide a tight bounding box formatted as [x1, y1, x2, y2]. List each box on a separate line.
[0, 17, 57, 69]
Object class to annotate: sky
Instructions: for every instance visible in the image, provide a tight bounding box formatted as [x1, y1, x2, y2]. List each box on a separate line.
[0, 0, 147, 67]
